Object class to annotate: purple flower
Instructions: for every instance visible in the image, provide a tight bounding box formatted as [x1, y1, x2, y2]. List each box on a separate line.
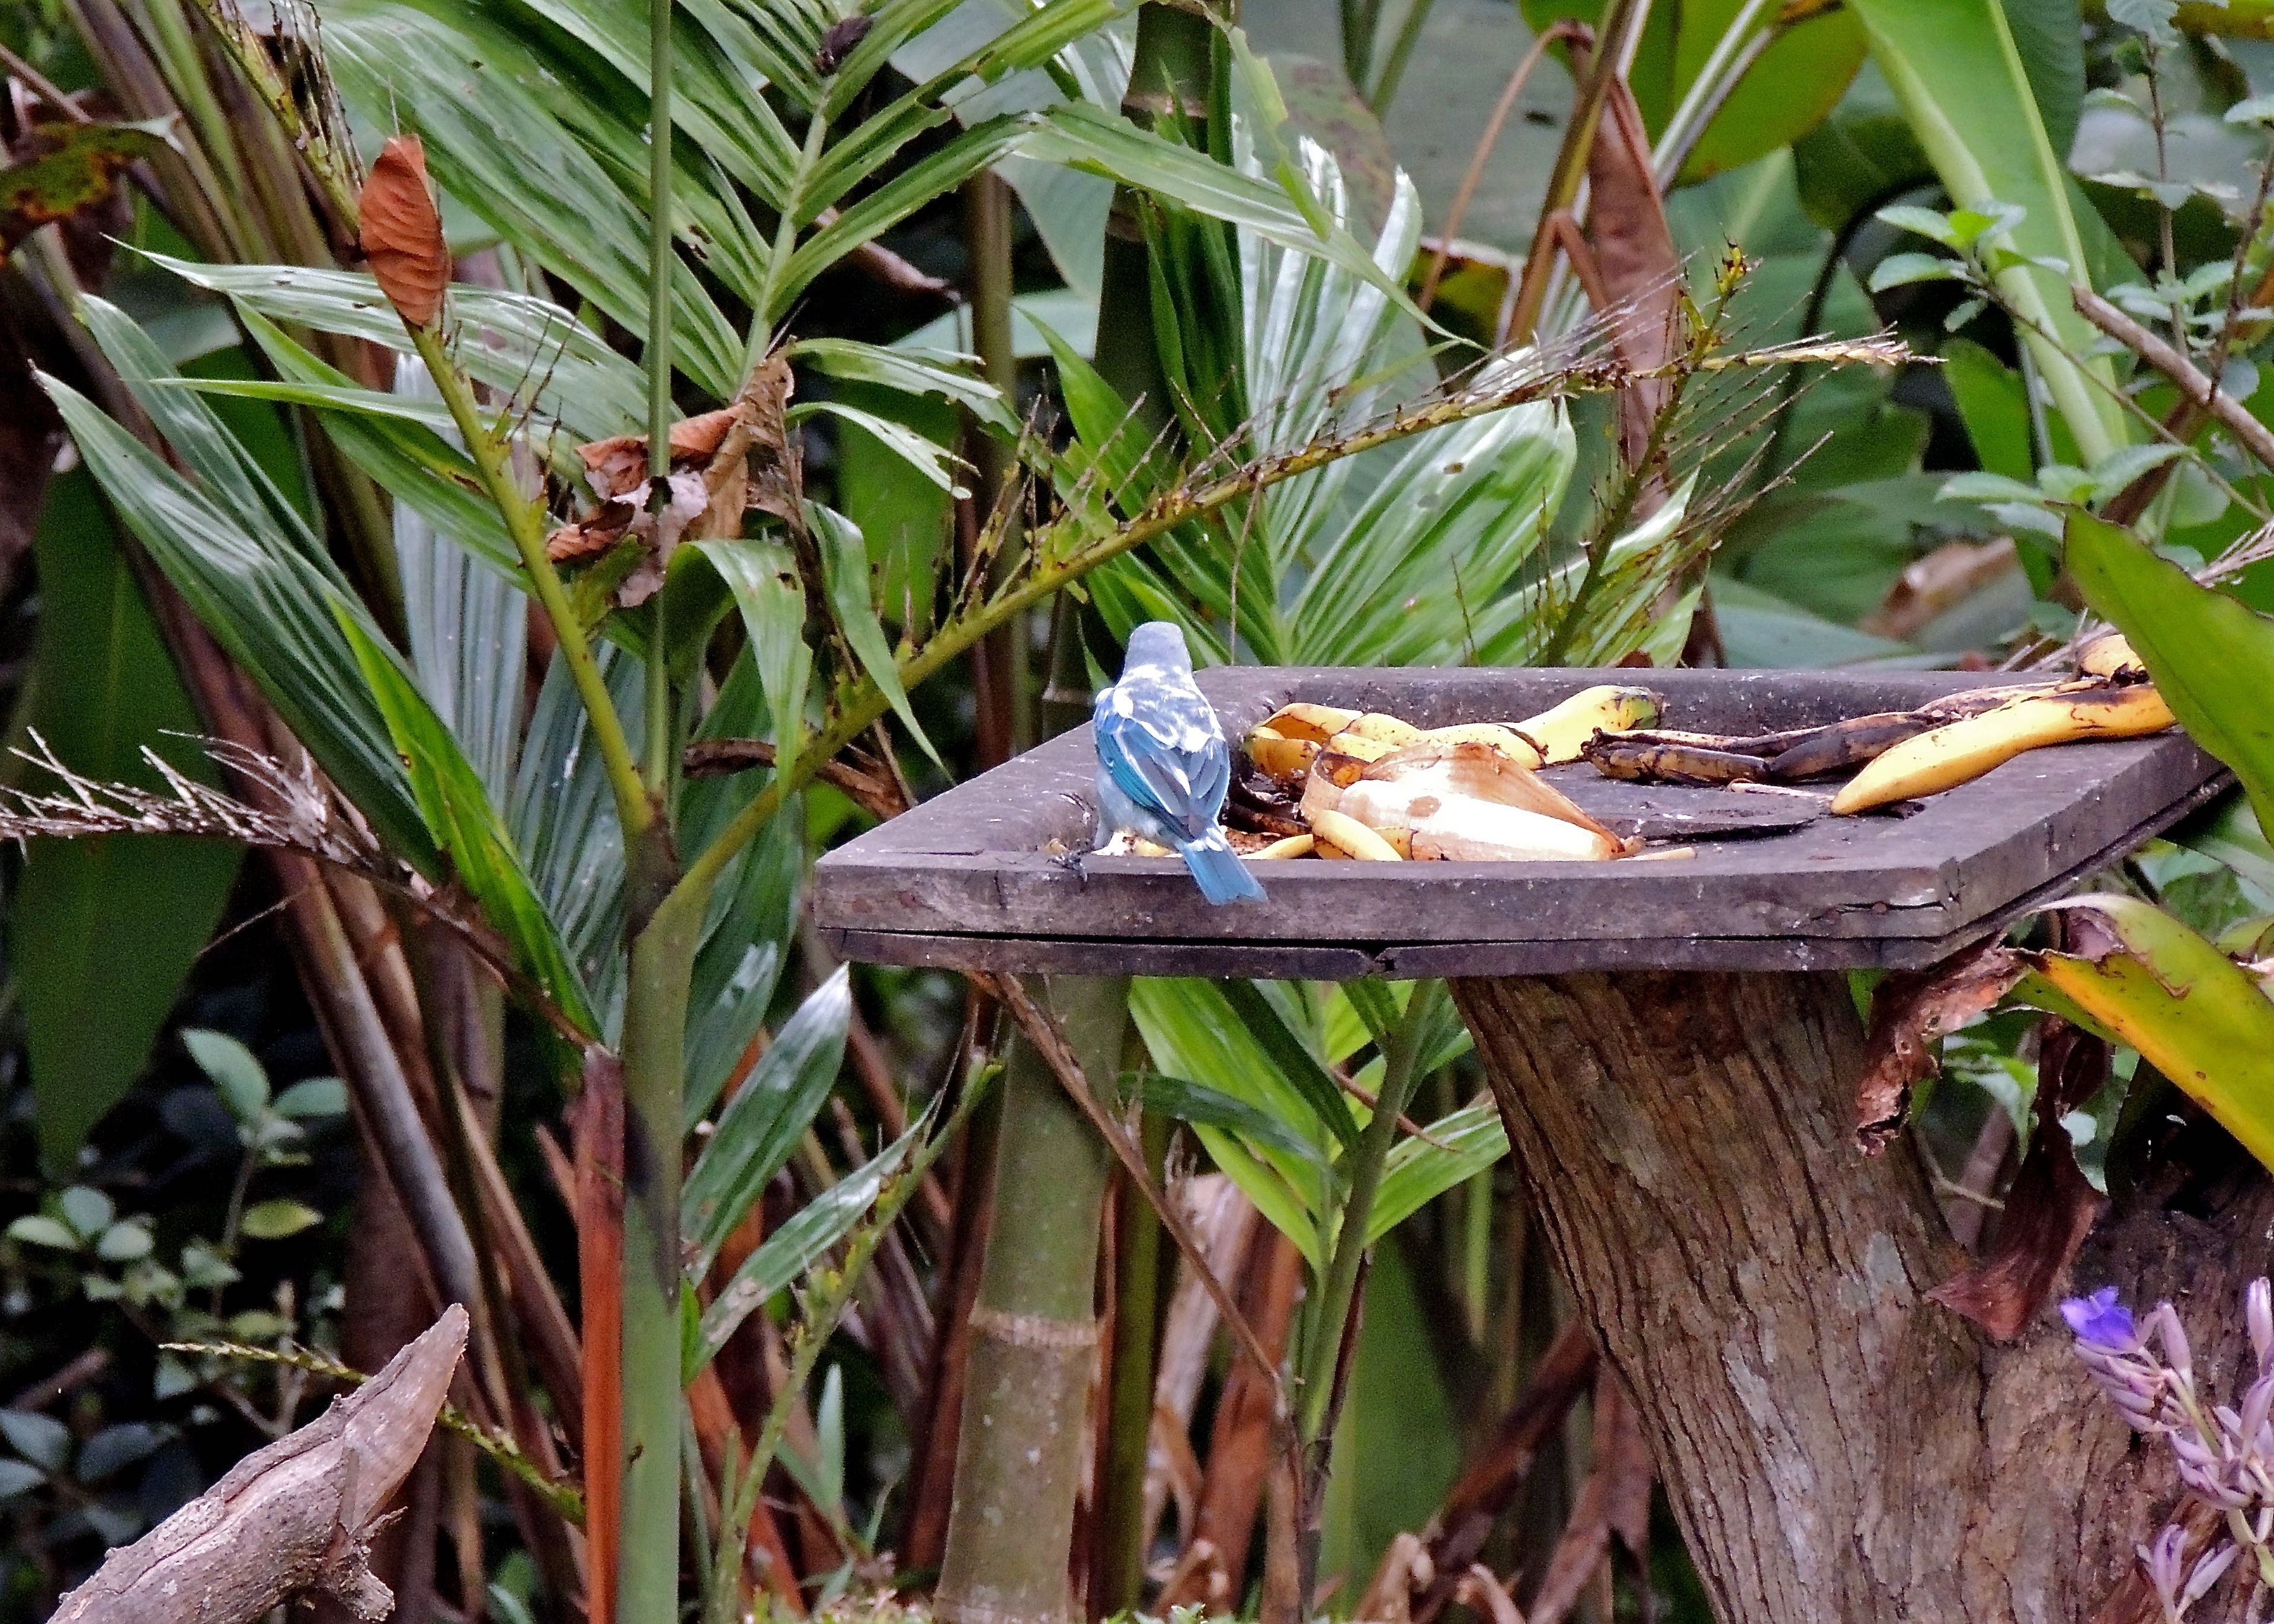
[2065, 1287, 2142, 1352]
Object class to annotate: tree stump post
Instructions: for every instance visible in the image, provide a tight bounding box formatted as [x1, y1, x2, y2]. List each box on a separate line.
[1453, 969, 2270, 1624]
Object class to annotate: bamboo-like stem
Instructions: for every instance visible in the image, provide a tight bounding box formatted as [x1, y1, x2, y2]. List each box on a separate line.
[1092, 1111, 1170, 1615]
[936, 975, 1132, 1624]
[643, 0, 677, 795]
[616, 899, 699, 1624]
[964, 171, 1028, 764]
[406, 327, 652, 843]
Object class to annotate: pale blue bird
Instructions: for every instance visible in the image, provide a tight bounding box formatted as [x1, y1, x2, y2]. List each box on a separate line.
[1091, 621, 1264, 905]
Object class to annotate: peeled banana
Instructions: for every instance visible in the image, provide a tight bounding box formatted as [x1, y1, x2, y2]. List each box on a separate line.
[1259, 702, 1360, 744]
[2076, 632, 2147, 680]
[1246, 727, 1322, 784]
[1511, 685, 1663, 764]
[1312, 807, 1404, 860]
[1831, 681, 2176, 813]
[1411, 722, 1545, 767]
[1250, 833, 1315, 859]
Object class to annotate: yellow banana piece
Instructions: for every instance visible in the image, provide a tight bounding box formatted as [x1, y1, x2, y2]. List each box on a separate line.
[1341, 712, 1425, 747]
[1831, 681, 2174, 813]
[1261, 702, 1360, 744]
[1312, 807, 1404, 860]
[1413, 722, 1545, 767]
[1250, 833, 1315, 859]
[1246, 729, 1322, 782]
[1511, 685, 1663, 764]
[1324, 732, 1398, 763]
[2076, 632, 2147, 680]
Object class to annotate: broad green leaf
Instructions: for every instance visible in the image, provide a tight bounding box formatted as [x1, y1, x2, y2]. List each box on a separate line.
[689, 1117, 923, 1376]
[0, 1411, 71, 1474]
[681, 969, 852, 1274]
[792, 338, 1018, 435]
[1942, 336, 2034, 482]
[0, 1462, 46, 1500]
[1215, 980, 1358, 1148]
[239, 1199, 325, 1240]
[810, 504, 941, 768]
[1846, 0, 2127, 462]
[147, 255, 645, 441]
[2026, 894, 2274, 1172]
[42, 369, 433, 866]
[792, 403, 963, 491]
[273, 1078, 349, 1119]
[183, 1031, 267, 1122]
[1017, 104, 1424, 320]
[1367, 1103, 1507, 1244]
[690, 539, 813, 787]
[58, 1186, 114, 1241]
[94, 1222, 153, 1263]
[233, 311, 522, 582]
[12, 475, 240, 1168]
[338, 615, 598, 1036]
[6, 1215, 81, 1251]
[1138, 1073, 1329, 1168]
[2065, 510, 2274, 836]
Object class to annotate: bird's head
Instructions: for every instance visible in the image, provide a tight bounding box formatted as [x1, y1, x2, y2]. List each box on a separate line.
[1124, 620, 1193, 674]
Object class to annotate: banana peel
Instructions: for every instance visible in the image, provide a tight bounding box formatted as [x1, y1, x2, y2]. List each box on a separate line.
[2076, 631, 2146, 680]
[1832, 680, 2175, 813]
[2024, 894, 2274, 1173]
[1250, 833, 1315, 859]
[1327, 740, 1628, 861]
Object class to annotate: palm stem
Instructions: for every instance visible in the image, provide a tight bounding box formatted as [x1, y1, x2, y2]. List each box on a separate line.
[1296, 979, 1442, 1446]
[643, 0, 677, 795]
[408, 328, 652, 843]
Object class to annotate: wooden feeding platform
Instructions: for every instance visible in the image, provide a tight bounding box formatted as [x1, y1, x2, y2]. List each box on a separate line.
[812, 667, 2227, 979]
[820, 667, 2237, 1624]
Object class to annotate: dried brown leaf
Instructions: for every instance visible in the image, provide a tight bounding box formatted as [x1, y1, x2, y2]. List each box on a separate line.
[545, 497, 638, 563]
[1853, 938, 2028, 1153]
[357, 136, 448, 328]
[1929, 1023, 2110, 1341]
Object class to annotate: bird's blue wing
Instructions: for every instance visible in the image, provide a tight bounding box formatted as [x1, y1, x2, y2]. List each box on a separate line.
[1094, 680, 1223, 840]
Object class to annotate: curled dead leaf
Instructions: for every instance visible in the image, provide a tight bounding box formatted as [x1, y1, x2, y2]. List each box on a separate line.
[1927, 1023, 2109, 1341]
[1853, 938, 2028, 1154]
[357, 136, 448, 328]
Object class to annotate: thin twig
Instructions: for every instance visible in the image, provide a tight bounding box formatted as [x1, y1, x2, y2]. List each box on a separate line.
[2074, 284, 2274, 475]
[0, 39, 93, 121]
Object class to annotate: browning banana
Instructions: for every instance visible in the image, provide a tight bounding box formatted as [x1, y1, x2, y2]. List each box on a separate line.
[1831, 681, 2176, 813]
[1581, 733, 1770, 786]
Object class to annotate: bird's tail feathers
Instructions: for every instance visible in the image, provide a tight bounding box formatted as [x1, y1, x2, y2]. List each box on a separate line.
[1180, 827, 1265, 905]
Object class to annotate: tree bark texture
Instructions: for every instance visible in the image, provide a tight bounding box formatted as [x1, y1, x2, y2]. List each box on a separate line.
[1452, 970, 2274, 1624]
[53, 1308, 467, 1623]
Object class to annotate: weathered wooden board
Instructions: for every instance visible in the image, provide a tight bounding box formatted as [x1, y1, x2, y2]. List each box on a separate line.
[813, 667, 2229, 976]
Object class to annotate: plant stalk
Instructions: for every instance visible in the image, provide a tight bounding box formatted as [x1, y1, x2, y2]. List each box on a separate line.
[1091, 1110, 1170, 1615]
[616, 891, 700, 1624]
[935, 974, 1130, 1623]
[1296, 979, 1443, 1447]
[644, 0, 677, 794]
[408, 326, 652, 843]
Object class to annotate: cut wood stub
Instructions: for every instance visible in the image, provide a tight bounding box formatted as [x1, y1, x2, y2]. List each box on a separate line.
[1450, 971, 2269, 1624]
[52, 1304, 468, 1624]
